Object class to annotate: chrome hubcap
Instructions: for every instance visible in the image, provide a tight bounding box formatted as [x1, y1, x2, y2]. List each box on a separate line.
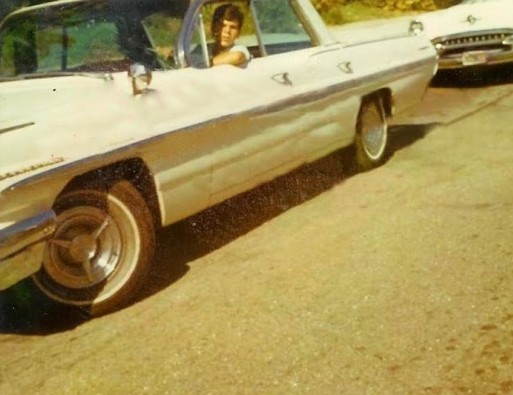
[68, 234, 98, 262]
[44, 207, 121, 289]
[362, 104, 386, 160]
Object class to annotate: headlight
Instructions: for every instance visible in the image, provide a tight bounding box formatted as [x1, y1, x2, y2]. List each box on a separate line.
[503, 35, 513, 46]
[409, 20, 424, 35]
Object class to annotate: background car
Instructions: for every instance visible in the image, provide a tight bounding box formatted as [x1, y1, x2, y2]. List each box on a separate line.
[414, 0, 513, 71]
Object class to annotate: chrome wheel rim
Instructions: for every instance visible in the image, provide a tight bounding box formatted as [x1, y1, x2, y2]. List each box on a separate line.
[44, 206, 121, 289]
[361, 103, 387, 161]
[35, 192, 141, 305]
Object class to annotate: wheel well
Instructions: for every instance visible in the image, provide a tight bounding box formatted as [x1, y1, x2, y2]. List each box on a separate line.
[361, 89, 393, 119]
[58, 158, 161, 227]
[376, 88, 393, 118]
[356, 89, 393, 135]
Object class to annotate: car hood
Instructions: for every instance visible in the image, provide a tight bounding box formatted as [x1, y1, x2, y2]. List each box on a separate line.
[417, 1, 513, 39]
[0, 74, 148, 189]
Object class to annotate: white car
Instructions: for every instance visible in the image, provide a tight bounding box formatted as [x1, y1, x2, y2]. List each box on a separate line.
[0, 0, 437, 315]
[414, 0, 513, 70]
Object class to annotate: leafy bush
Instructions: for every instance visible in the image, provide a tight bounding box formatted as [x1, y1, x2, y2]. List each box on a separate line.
[312, 0, 459, 11]
[312, 0, 462, 24]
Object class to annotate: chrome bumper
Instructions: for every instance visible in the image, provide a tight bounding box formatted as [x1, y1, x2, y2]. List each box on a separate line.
[0, 211, 56, 290]
[438, 48, 513, 70]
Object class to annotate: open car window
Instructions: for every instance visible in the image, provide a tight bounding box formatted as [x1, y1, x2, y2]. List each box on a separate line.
[186, 0, 315, 68]
[187, 0, 257, 68]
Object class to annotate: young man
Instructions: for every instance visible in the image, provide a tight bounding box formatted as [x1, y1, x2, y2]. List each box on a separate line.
[210, 4, 251, 67]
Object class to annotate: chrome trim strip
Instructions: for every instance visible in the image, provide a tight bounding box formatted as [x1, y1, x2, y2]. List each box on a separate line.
[432, 29, 513, 46]
[0, 122, 35, 135]
[438, 49, 513, 69]
[0, 210, 56, 261]
[0, 156, 64, 181]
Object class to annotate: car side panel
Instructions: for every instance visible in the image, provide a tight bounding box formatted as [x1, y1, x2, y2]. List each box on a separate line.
[134, 65, 300, 225]
[206, 46, 358, 206]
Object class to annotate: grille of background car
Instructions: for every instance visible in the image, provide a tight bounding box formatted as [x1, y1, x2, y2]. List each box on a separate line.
[435, 30, 513, 54]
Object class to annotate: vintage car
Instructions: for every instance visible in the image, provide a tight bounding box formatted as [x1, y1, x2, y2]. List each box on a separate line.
[413, 0, 513, 70]
[0, 0, 437, 315]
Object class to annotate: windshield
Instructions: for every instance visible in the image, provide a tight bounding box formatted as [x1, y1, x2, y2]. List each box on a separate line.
[0, 0, 188, 78]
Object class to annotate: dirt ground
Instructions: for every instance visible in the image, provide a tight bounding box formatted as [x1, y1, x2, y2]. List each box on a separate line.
[1, 76, 513, 394]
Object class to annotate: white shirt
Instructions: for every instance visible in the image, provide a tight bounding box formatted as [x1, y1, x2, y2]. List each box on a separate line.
[229, 44, 251, 67]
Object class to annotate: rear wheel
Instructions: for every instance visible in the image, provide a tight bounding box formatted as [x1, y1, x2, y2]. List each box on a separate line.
[354, 95, 388, 171]
[32, 180, 155, 316]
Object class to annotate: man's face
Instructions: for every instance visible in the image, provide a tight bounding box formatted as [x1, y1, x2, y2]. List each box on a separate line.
[216, 18, 241, 49]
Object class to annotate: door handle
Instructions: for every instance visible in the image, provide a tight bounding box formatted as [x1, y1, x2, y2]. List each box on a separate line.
[271, 72, 292, 86]
[338, 62, 353, 74]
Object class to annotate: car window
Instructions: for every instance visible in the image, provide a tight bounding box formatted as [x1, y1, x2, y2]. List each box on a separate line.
[252, 0, 313, 55]
[187, 0, 258, 68]
[0, 1, 188, 77]
[0, 17, 42, 77]
[142, 12, 184, 69]
[39, 20, 126, 72]
[186, 0, 314, 68]
[0, 20, 31, 77]
[0, 10, 132, 77]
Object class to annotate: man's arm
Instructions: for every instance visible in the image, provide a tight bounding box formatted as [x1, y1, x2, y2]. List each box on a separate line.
[212, 45, 250, 66]
[212, 50, 247, 66]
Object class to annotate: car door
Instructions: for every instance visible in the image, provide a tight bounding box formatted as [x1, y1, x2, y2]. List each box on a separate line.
[202, 0, 360, 205]
[165, 0, 324, 206]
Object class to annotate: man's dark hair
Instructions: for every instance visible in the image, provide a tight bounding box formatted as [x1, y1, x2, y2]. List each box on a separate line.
[211, 3, 244, 35]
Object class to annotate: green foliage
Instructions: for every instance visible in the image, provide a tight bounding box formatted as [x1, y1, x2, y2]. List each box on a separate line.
[312, 0, 439, 11]
[311, 0, 461, 24]
[433, 0, 461, 7]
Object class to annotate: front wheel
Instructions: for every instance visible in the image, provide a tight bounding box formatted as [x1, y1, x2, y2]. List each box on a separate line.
[354, 95, 389, 171]
[32, 180, 155, 316]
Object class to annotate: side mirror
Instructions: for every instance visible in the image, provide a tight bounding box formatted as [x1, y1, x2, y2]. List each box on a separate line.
[128, 63, 152, 95]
